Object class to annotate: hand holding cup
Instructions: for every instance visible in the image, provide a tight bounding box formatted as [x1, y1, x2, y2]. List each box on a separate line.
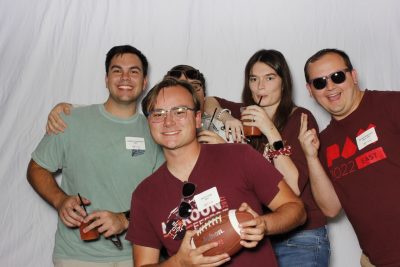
[240, 107, 262, 137]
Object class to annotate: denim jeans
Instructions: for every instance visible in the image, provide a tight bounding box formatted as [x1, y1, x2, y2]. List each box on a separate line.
[272, 226, 330, 267]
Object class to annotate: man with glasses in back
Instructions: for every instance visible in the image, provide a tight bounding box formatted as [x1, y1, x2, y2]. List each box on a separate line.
[126, 77, 306, 267]
[298, 48, 400, 267]
[27, 45, 163, 266]
[165, 64, 243, 144]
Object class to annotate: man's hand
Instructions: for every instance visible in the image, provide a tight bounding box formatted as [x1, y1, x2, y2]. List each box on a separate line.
[173, 230, 231, 267]
[298, 113, 320, 159]
[82, 210, 128, 237]
[56, 195, 90, 228]
[46, 102, 72, 135]
[237, 202, 266, 248]
[197, 130, 226, 144]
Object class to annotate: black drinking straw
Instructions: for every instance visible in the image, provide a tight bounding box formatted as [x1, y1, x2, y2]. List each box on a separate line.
[257, 96, 263, 105]
[77, 193, 87, 213]
[207, 108, 218, 130]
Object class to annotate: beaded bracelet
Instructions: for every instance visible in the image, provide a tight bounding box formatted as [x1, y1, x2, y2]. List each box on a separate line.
[216, 108, 231, 121]
[263, 144, 292, 162]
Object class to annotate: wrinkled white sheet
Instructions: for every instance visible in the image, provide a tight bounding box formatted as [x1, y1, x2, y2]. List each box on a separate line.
[1, 0, 399, 266]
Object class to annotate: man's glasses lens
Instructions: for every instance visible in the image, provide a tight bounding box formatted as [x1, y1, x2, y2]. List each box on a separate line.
[178, 201, 192, 218]
[311, 70, 348, 90]
[182, 182, 196, 198]
[178, 182, 196, 218]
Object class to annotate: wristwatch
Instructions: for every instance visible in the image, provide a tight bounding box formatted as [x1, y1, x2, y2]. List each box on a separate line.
[272, 140, 284, 151]
[123, 210, 130, 221]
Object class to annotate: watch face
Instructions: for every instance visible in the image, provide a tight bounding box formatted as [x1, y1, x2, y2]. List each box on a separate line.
[273, 141, 284, 150]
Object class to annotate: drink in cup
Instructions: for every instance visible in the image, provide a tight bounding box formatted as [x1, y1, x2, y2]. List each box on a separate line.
[79, 219, 99, 241]
[240, 107, 262, 137]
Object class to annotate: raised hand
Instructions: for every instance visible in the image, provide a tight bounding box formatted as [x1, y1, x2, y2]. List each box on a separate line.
[240, 105, 275, 136]
[298, 113, 320, 158]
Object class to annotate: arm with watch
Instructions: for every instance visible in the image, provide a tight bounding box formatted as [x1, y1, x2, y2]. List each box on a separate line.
[235, 104, 301, 196]
[205, 97, 300, 195]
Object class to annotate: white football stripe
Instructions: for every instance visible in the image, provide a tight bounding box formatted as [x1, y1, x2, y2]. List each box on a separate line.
[190, 237, 196, 249]
[228, 209, 240, 235]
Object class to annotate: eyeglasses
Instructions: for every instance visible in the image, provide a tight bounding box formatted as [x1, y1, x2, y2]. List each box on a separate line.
[178, 182, 196, 218]
[167, 69, 201, 80]
[148, 106, 196, 123]
[309, 69, 351, 90]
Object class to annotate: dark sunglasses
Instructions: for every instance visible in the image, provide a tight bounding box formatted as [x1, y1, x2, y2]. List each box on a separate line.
[178, 182, 196, 218]
[167, 69, 201, 80]
[309, 69, 351, 90]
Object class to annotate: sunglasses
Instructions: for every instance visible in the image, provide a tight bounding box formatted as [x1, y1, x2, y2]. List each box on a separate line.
[167, 69, 201, 81]
[178, 182, 196, 218]
[309, 69, 351, 90]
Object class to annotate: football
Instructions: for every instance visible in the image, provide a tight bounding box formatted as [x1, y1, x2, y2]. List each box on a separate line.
[190, 209, 254, 256]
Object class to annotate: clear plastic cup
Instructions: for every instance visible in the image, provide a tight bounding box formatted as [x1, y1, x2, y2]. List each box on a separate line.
[240, 107, 262, 137]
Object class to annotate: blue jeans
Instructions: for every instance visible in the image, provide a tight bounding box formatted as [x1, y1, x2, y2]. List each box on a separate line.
[272, 226, 330, 267]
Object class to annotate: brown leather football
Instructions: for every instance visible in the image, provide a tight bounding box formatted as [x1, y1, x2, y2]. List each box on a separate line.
[190, 209, 254, 256]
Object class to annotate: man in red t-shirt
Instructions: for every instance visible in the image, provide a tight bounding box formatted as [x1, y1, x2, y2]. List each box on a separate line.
[126, 77, 306, 267]
[299, 48, 400, 267]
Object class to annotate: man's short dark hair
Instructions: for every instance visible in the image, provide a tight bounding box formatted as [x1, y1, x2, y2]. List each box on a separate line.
[142, 77, 201, 116]
[105, 45, 148, 76]
[304, 48, 353, 83]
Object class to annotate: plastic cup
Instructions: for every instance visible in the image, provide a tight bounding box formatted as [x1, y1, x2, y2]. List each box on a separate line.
[79, 220, 99, 241]
[240, 107, 262, 137]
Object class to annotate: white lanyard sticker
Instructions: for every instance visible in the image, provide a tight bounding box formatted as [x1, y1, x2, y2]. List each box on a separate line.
[193, 187, 220, 211]
[356, 127, 378, 150]
[125, 137, 146, 150]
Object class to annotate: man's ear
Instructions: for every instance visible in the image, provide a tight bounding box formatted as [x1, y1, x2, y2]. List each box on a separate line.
[105, 74, 109, 89]
[195, 111, 202, 128]
[142, 77, 148, 92]
[306, 83, 313, 98]
[351, 69, 358, 85]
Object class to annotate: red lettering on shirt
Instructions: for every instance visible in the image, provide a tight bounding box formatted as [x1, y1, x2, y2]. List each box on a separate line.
[355, 147, 386, 169]
[326, 144, 340, 167]
[341, 137, 357, 159]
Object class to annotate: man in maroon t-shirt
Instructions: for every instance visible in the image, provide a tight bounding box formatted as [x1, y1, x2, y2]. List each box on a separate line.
[299, 48, 400, 267]
[127, 77, 306, 267]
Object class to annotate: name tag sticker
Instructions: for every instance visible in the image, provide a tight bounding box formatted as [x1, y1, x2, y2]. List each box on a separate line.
[125, 137, 146, 150]
[356, 127, 378, 150]
[194, 187, 220, 211]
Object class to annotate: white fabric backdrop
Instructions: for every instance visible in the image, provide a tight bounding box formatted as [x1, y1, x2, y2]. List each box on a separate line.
[1, 0, 399, 266]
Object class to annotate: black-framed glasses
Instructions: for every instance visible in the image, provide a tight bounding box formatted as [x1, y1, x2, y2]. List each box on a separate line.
[309, 69, 351, 90]
[178, 182, 196, 218]
[167, 69, 201, 80]
[148, 106, 196, 123]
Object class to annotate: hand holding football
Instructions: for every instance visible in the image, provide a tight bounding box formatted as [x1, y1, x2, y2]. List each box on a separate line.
[190, 209, 254, 256]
